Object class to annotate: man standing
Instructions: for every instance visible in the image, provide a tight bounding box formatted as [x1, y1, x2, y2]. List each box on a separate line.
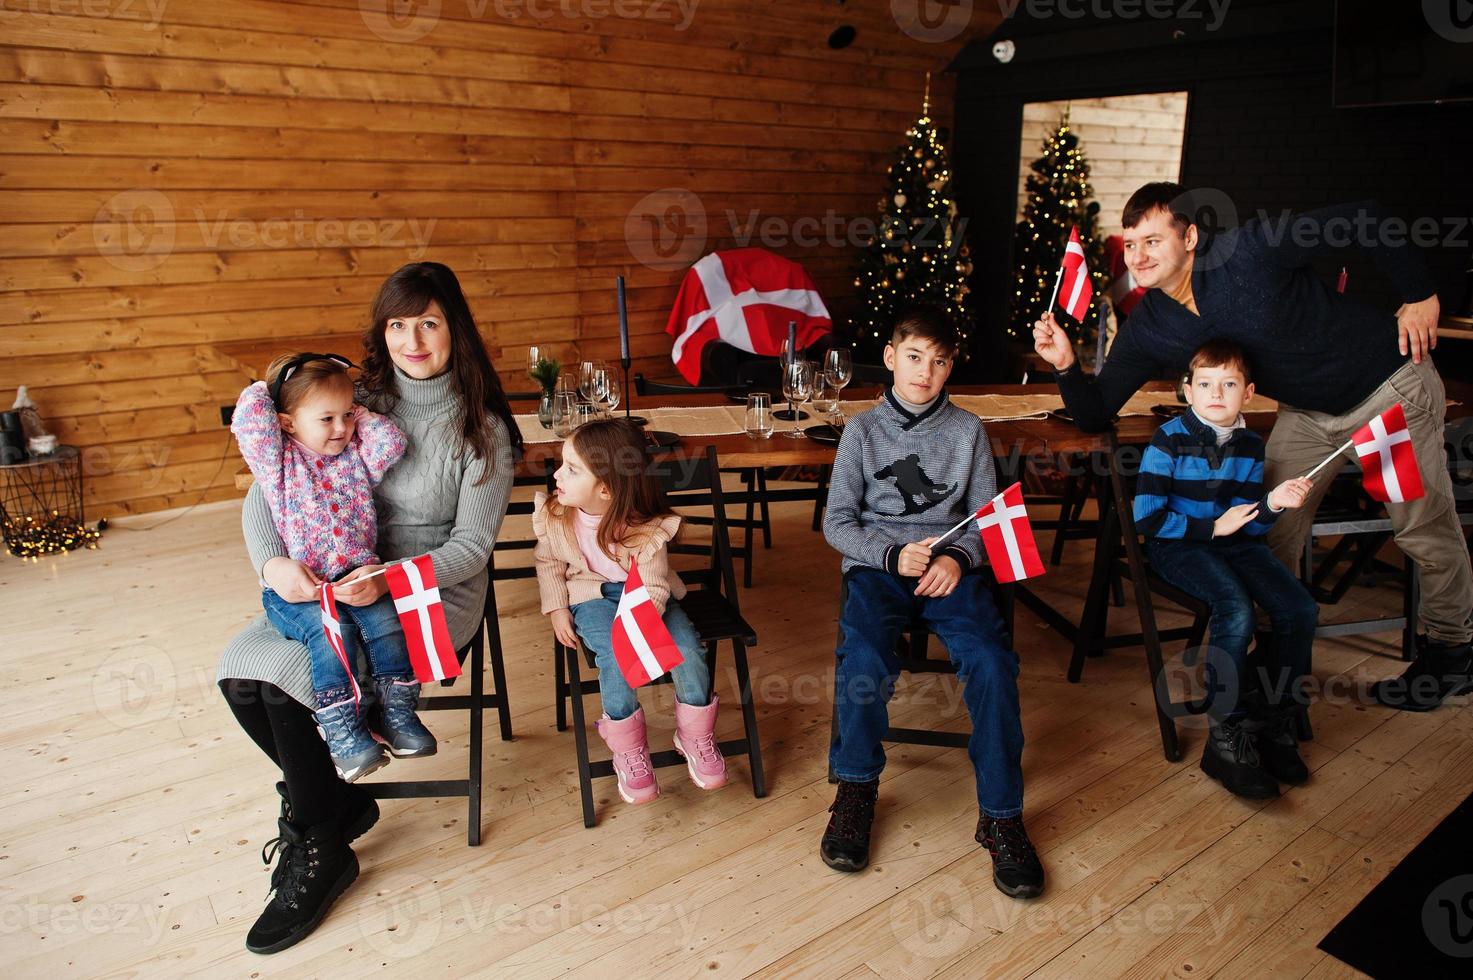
[1032, 182, 1470, 711]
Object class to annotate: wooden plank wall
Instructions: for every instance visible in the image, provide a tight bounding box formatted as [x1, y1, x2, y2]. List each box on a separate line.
[0, 0, 996, 517]
[1016, 93, 1189, 238]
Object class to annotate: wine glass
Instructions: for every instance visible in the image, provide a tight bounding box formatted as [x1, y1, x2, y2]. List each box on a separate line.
[597, 366, 620, 417]
[578, 360, 598, 404]
[745, 392, 773, 439]
[811, 377, 840, 427]
[552, 390, 578, 438]
[781, 360, 814, 438]
[528, 345, 542, 375]
[826, 346, 853, 395]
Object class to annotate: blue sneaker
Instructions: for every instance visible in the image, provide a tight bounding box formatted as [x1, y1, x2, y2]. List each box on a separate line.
[313, 698, 389, 782]
[373, 677, 438, 758]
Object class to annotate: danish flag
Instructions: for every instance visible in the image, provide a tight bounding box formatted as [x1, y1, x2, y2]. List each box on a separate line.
[319, 582, 361, 707]
[1055, 226, 1095, 323]
[610, 557, 686, 688]
[385, 554, 461, 683]
[665, 247, 831, 384]
[1352, 404, 1425, 503]
[973, 482, 1045, 583]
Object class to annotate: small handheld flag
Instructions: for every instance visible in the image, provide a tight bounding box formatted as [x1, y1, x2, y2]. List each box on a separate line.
[319, 582, 361, 707]
[1048, 226, 1095, 324]
[385, 554, 461, 683]
[1352, 403, 1425, 503]
[610, 557, 685, 688]
[973, 482, 1045, 583]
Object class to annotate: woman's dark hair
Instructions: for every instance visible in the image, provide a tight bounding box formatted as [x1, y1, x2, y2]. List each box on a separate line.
[360, 262, 523, 477]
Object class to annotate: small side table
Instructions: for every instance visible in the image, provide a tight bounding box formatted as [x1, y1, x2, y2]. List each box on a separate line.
[0, 446, 100, 558]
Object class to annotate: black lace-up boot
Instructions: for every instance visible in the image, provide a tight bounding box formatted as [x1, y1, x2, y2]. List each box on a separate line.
[820, 779, 879, 872]
[245, 817, 358, 954]
[1201, 718, 1280, 799]
[975, 814, 1045, 898]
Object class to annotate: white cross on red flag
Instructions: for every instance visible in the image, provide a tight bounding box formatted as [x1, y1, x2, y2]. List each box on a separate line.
[610, 556, 686, 688]
[973, 482, 1045, 583]
[319, 582, 361, 707]
[1352, 403, 1425, 503]
[385, 554, 461, 683]
[1055, 226, 1095, 323]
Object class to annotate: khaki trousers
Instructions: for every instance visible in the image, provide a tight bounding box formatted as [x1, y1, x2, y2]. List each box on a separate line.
[1265, 357, 1472, 646]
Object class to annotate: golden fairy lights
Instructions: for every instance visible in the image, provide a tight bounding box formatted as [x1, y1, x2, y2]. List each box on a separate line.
[854, 73, 974, 363]
[3, 511, 102, 561]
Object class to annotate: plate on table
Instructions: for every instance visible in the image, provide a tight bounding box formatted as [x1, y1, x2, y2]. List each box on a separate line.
[803, 424, 843, 446]
[1151, 403, 1188, 419]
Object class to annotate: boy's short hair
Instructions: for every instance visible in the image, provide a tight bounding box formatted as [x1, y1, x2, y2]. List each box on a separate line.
[1188, 339, 1252, 384]
[1122, 181, 1192, 236]
[889, 305, 960, 358]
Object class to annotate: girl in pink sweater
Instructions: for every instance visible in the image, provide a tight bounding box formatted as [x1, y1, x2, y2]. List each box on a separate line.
[533, 419, 727, 804]
[232, 352, 432, 782]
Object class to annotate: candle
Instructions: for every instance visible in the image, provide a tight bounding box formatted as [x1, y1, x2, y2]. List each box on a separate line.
[617, 275, 630, 364]
[787, 320, 797, 360]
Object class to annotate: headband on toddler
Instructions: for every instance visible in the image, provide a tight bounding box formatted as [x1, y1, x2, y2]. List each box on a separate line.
[268, 352, 357, 408]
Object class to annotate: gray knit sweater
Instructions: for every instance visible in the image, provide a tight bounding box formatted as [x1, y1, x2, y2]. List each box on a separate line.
[823, 389, 996, 576]
[217, 368, 515, 707]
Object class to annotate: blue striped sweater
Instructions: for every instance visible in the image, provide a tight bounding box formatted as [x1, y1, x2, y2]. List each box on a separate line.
[1133, 410, 1278, 541]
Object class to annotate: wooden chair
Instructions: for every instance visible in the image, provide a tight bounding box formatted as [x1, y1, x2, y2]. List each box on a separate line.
[553, 445, 768, 827]
[363, 564, 513, 846]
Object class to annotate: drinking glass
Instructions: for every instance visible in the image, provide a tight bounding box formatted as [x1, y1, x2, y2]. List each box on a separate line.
[811, 378, 840, 426]
[825, 346, 853, 395]
[527, 345, 542, 375]
[781, 360, 814, 438]
[745, 392, 773, 439]
[578, 360, 598, 403]
[551, 390, 578, 438]
[597, 367, 620, 417]
[573, 402, 599, 429]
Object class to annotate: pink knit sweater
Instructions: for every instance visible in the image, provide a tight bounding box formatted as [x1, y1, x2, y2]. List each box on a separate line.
[231, 381, 407, 581]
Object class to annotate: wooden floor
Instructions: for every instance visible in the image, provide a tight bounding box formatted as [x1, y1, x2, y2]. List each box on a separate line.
[5, 487, 1470, 978]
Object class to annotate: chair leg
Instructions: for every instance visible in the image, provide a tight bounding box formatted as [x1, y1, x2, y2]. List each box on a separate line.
[731, 640, 766, 798]
[811, 464, 831, 533]
[1051, 472, 1079, 566]
[742, 469, 757, 588]
[554, 637, 568, 732]
[1402, 557, 1420, 662]
[563, 643, 598, 828]
[757, 468, 773, 548]
[467, 636, 484, 846]
[486, 616, 514, 742]
[1070, 478, 1119, 682]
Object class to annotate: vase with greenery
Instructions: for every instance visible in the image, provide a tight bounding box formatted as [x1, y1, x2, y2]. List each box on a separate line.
[529, 356, 561, 428]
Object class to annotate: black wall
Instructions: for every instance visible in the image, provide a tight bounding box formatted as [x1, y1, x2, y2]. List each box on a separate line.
[949, 0, 1473, 382]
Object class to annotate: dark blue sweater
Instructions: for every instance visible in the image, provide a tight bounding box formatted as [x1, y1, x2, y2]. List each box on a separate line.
[1057, 201, 1437, 432]
[1133, 410, 1277, 541]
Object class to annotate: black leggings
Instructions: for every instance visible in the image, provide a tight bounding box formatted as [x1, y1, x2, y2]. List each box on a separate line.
[220, 679, 348, 829]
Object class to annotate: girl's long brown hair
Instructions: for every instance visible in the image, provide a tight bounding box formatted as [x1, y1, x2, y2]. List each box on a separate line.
[549, 419, 671, 559]
[359, 262, 523, 479]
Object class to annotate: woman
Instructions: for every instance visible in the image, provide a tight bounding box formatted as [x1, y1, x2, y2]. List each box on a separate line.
[218, 262, 521, 955]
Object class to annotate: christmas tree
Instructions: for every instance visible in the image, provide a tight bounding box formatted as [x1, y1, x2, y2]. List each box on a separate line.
[852, 75, 974, 365]
[1010, 110, 1108, 341]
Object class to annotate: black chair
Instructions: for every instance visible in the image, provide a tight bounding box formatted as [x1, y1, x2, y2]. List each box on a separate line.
[363, 564, 513, 846]
[634, 374, 771, 587]
[553, 445, 768, 827]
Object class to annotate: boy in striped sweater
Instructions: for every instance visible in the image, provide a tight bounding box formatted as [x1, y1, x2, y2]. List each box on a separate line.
[1135, 340, 1318, 799]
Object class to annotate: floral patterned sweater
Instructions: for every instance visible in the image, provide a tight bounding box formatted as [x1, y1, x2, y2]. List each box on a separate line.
[231, 381, 407, 582]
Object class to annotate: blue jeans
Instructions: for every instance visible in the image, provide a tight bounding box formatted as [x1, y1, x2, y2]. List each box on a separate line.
[570, 582, 711, 720]
[262, 588, 411, 707]
[830, 569, 1025, 819]
[1147, 536, 1318, 716]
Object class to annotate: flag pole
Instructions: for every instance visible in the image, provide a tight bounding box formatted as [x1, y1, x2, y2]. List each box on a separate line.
[1304, 438, 1355, 481]
[1045, 266, 1064, 316]
[928, 484, 1011, 555]
[320, 558, 408, 589]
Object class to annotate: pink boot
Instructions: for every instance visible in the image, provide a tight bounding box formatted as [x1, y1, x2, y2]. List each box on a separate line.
[673, 696, 728, 790]
[595, 708, 659, 804]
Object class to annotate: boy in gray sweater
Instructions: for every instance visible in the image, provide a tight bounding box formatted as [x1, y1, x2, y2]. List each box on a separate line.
[820, 307, 1043, 899]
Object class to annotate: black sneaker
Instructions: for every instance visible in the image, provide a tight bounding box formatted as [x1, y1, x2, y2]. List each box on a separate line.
[245, 818, 359, 955]
[1200, 719, 1280, 799]
[1251, 704, 1309, 786]
[1371, 641, 1473, 712]
[273, 781, 379, 845]
[820, 779, 879, 873]
[975, 815, 1044, 899]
